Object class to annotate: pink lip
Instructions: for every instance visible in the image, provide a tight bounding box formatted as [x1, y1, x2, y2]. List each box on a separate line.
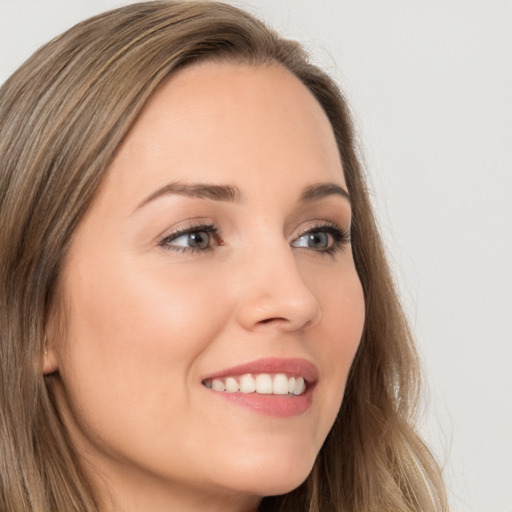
[202, 357, 318, 418]
[203, 357, 319, 383]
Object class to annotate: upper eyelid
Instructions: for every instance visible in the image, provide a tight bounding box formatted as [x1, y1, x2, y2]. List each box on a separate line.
[161, 220, 346, 236]
[293, 221, 349, 237]
[157, 219, 350, 249]
[162, 219, 348, 234]
[296, 221, 336, 233]
[159, 220, 215, 239]
[157, 223, 220, 251]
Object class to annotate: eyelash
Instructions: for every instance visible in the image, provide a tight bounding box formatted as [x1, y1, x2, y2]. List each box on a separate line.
[158, 222, 351, 255]
[159, 223, 221, 254]
[295, 222, 351, 255]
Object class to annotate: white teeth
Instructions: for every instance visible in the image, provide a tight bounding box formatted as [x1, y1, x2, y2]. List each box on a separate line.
[273, 373, 289, 395]
[211, 378, 225, 392]
[239, 374, 256, 393]
[204, 373, 307, 396]
[255, 374, 273, 394]
[225, 377, 238, 392]
[293, 377, 306, 395]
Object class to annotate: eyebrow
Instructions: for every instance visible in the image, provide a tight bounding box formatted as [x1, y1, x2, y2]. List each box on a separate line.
[135, 180, 350, 211]
[300, 183, 351, 204]
[136, 182, 244, 210]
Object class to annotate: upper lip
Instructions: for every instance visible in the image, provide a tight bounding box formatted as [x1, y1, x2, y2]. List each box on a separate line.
[202, 357, 319, 384]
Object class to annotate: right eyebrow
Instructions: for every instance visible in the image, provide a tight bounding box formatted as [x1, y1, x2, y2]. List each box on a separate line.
[135, 182, 245, 212]
[300, 182, 351, 204]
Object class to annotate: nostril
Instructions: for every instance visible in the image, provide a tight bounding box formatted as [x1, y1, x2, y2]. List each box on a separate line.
[236, 277, 321, 332]
[259, 317, 286, 325]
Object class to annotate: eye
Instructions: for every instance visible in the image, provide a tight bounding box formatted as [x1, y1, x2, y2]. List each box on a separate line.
[159, 224, 220, 253]
[293, 231, 330, 250]
[291, 223, 350, 254]
[170, 231, 211, 249]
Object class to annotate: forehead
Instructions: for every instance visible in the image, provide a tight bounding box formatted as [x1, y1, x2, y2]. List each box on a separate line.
[99, 61, 346, 209]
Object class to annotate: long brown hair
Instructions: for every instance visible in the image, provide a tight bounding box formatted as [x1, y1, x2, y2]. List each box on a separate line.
[0, 2, 447, 510]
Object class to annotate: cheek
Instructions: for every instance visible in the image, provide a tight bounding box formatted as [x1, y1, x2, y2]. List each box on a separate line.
[312, 268, 365, 429]
[327, 271, 365, 364]
[56, 257, 230, 443]
[64, 257, 226, 368]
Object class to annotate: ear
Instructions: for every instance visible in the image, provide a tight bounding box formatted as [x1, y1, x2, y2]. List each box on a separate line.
[43, 336, 59, 375]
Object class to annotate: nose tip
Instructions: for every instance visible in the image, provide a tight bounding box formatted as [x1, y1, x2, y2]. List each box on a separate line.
[243, 293, 321, 332]
[235, 253, 322, 333]
[259, 299, 321, 332]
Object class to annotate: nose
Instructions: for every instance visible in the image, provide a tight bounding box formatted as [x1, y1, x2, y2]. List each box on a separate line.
[235, 241, 322, 333]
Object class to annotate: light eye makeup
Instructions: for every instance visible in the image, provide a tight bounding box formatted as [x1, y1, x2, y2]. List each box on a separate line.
[158, 220, 351, 256]
[159, 223, 223, 254]
[291, 222, 351, 256]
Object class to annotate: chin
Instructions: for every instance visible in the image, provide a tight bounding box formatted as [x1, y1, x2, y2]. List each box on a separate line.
[219, 469, 311, 499]
[249, 469, 311, 497]
[211, 446, 316, 498]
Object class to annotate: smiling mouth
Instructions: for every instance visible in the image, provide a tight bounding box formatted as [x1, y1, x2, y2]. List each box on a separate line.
[202, 373, 306, 396]
[201, 358, 317, 417]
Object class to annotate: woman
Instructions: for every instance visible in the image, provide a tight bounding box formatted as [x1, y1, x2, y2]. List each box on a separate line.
[0, 1, 448, 511]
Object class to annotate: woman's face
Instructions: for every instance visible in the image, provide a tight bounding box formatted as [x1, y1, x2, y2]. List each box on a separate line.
[48, 62, 365, 511]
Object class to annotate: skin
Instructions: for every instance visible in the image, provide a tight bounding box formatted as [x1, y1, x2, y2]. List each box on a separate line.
[45, 62, 365, 512]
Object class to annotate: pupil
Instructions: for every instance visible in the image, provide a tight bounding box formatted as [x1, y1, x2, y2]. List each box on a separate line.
[309, 232, 328, 249]
[189, 231, 209, 248]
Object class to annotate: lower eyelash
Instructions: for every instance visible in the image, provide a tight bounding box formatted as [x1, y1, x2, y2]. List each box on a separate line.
[301, 223, 351, 254]
[158, 222, 350, 255]
[159, 223, 219, 252]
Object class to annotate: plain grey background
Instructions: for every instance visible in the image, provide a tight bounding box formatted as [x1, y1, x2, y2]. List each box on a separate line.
[1, 1, 510, 510]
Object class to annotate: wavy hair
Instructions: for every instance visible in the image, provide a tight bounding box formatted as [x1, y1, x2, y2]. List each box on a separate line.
[0, 1, 447, 510]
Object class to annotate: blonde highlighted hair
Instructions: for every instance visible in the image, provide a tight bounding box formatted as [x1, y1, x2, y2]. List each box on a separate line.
[0, 1, 447, 510]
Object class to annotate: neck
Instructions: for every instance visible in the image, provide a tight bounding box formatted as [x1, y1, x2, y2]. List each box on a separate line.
[86, 456, 261, 512]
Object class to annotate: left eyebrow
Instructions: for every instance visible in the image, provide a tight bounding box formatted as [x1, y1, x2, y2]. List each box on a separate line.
[300, 183, 351, 204]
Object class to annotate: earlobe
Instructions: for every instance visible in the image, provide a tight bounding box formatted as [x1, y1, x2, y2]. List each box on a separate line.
[42, 336, 59, 375]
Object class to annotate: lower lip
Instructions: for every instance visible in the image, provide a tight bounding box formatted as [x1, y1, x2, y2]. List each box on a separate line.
[205, 385, 315, 418]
